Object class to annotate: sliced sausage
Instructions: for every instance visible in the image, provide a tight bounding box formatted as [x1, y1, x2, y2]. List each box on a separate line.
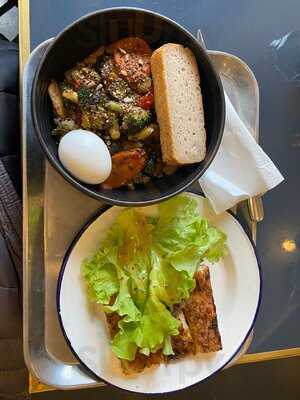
[102, 148, 147, 189]
[107, 37, 151, 55]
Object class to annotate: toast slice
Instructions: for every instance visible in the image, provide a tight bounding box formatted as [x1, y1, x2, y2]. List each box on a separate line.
[105, 312, 165, 374]
[183, 266, 222, 353]
[121, 351, 165, 375]
[151, 43, 206, 165]
[105, 265, 221, 373]
[171, 306, 195, 358]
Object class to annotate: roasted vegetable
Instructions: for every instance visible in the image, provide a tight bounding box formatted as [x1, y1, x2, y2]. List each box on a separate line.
[102, 148, 147, 189]
[138, 91, 154, 109]
[81, 106, 114, 131]
[122, 106, 152, 130]
[65, 66, 101, 89]
[108, 116, 120, 140]
[128, 125, 155, 141]
[78, 87, 93, 107]
[111, 38, 152, 91]
[62, 98, 77, 114]
[114, 51, 151, 88]
[106, 100, 124, 113]
[106, 77, 131, 100]
[136, 76, 152, 94]
[78, 86, 107, 108]
[62, 88, 78, 103]
[100, 56, 118, 82]
[48, 80, 66, 118]
[107, 37, 152, 55]
[106, 101, 153, 131]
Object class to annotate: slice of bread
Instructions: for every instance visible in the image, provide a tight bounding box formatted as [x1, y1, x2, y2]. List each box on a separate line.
[183, 266, 222, 353]
[151, 44, 206, 165]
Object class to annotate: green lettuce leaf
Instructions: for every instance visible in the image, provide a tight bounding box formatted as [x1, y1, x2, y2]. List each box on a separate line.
[111, 322, 138, 361]
[150, 249, 195, 306]
[111, 294, 180, 361]
[82, 194, 228, 361]
[105, 266, 141, 323]
[81, 257, 119, 305]
[155, 196, 228, 273]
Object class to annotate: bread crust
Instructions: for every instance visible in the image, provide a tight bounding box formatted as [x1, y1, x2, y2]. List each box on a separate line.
[183, 266, 222, 353]
[151, 44, 206, 165]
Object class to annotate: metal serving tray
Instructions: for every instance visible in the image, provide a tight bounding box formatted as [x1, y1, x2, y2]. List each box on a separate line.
[23, 38, 260, 389]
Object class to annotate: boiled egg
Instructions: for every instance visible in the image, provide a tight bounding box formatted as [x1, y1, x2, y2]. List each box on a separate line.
[58, 129, 112, 184]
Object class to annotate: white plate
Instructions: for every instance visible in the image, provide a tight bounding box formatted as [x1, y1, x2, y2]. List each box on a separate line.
[57, 193, 261, 393]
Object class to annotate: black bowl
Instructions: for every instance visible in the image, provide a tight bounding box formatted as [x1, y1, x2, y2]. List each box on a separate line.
[32, 7, 225, 206]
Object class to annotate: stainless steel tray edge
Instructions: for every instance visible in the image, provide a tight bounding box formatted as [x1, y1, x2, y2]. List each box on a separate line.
[23, 39, 259, 389]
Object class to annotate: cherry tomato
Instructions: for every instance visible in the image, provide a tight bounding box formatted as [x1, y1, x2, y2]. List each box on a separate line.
[138, 92, 154, 109]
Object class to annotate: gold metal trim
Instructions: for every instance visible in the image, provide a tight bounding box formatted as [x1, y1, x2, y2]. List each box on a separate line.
[29, 375, 54, 394]
[19, 0, 38, 394]
[238, 348, 300, 364]
[27, 348, 300, 393]
[19, 0, 30, 73]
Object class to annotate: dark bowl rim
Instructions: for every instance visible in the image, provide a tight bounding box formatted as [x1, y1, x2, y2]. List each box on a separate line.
[56, 192, 262, 394]
[31, 6, 225, 206]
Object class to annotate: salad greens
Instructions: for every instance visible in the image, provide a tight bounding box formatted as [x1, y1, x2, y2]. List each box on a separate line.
[82, 195, 227, 361]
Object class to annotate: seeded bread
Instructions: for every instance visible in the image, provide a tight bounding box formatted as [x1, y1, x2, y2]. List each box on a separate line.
[183, 266, 222, 353]
[151, 44, 206, 165]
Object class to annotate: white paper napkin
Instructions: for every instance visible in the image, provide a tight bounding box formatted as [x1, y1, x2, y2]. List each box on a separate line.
[199, 93, 284, 214]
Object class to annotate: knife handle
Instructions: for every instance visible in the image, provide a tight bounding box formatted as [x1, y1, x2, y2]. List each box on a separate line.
[248, 196, 264, 222]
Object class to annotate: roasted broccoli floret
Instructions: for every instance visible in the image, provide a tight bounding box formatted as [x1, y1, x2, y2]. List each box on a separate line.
[65, 66, 101, 89]
[122, 106, 152, 130]
[82, 107, 104, 131]
[81, 106, 116, 132]
[135, 76, 152, 94]
[92, 88, 109, 107]
[78, 87, 108, 108]
[128, 124, 155, 141]
[78, 87, 94, 107]
[107, 78, 131, 100]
